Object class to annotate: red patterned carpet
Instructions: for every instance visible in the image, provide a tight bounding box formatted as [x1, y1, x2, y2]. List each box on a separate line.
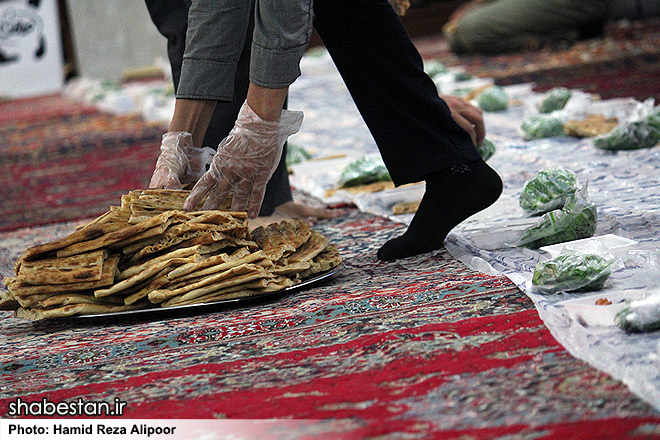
[414, 18, 660, 101]
[1, 213, 659, 438]
[0, 95, 162, 232]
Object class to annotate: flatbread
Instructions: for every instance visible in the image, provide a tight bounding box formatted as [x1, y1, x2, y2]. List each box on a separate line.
[159, 267, 269, 307]
[17, 250, 107, 285]
[0, 290, 19, 311]
[149, 263, 266, 304]
[37, 293, 126, 308]
[7, 255, 120, 297]
[123, 267, 174, 305]
[251, 219, 311, 260]
[94, 256, 194, 298]
[271, 260, 312, 276]
[15, 301, 150, 321]
[117, 245, 210, 281]
[300, 244, 342, 279]
[166, 249, 266, 282]
[166, 276, 296, 307]
[128, 224, 226, 260]
[287, 230, 329, 263]
[56, 211, 191, 258]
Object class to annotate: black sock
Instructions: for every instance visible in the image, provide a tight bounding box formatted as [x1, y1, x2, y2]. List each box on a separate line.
[377, 160, 502, 261]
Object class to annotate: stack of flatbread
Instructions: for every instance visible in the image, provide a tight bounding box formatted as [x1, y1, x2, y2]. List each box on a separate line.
[1, 190, 341, 320]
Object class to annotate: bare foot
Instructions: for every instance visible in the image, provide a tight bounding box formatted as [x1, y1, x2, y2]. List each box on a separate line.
[248, 201, 347, 231]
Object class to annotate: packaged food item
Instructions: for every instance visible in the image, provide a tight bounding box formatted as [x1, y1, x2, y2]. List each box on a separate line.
[477, 138, 496, 161]
[339, 156, 391, 188]
[477, 86, 509, 112]
[424, 59, 449, 77]
[538, 87, 572, 113]
[615, 293, 660, 332]
[532, 251, 616, 293]
[521, 114, 565, 140]
[519, 168, 578, 215]
[563, 115, 619, 138]
[517, 186, 597, 249]
[286, 143, 312, 165]
[595, 98, 660, 150]
[594, 115, 660, 150]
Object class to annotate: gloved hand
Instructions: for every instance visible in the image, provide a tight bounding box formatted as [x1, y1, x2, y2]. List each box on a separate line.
[149, 131, 215, 190]
[183, 101, 303, 218]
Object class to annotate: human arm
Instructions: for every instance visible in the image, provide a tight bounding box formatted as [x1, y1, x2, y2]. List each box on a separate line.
[182, 0, 312, 217]
[149, 99, 217, 190]
[183, 84, 302, 217]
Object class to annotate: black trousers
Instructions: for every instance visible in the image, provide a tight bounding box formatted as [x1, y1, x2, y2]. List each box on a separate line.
[145, 0, 480, 200]
[313, 0, 480, 185]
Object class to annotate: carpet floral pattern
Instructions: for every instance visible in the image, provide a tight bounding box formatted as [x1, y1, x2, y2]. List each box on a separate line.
[414, 18, 660, 101]
[1, 213, 658, 438]
[0, 96, 162, 232]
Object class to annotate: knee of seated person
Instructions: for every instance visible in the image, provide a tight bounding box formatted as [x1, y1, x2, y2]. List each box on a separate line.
[447, 22, 496, 54]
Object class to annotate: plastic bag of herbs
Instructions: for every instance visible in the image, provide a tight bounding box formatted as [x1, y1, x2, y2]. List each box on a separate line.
[519, 168, 579, 215]
[477, 86, 509, 112]
[615, 292, 660, 332]
[532, 250, 619, 294]
[594, 98, 660, 151]
[537, 87, 573, 114]
[477, 138, 496, 161]
[286, 143, 312, 166]
[516, 185, 597, 249]
[338, 156, 391, 188]
[520, 114, 565, 140]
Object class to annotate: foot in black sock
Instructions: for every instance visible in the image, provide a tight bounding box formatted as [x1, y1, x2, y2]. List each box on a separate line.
[377, 160, 502, 261]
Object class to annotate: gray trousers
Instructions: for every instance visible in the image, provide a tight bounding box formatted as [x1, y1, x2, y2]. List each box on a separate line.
[446, 0, 613, 54]
[146, 0, 293, 215]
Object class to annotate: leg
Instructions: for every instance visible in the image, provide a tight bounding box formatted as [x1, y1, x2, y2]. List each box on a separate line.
[445, 0, 613, 53]
[313, 0, 502, 259]
[146, 0, 297, 216]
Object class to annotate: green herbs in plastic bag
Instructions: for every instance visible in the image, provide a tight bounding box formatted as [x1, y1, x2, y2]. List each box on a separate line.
[477, 86, 508, 112]
[538, 87, 572, 114]
[477, 138, 496, 161]
[532, 252, 616, 293]
[454, 72, 472, 82]
[286, 143, 312, 166]
[615, 294, 660, 332]
[339, 156, 391, 188]
[424, 60, 449, 77]
[521, 114, 565, 140]
[519, 168, 578, 215]
[517, 186, 597, 249]
[594, 114, 660, 151]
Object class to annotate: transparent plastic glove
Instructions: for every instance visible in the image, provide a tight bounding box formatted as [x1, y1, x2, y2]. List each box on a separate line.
[183, 101, 303, 218]
[149, 131, 215, 190]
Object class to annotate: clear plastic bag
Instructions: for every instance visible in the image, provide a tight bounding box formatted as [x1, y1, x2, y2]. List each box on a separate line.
[516, 185, 597, 249]
[286, 143, 312, 166]
[615, 293, 660, 333]
[521, 114, 565, 140]
[519, 168, 578, 215]
[477, 138, 496, 161]
[532, 250, 618, 294]
[477, 86, 509, 112]
[594, 98, 660, 150]
[339, 156, 391, 188]
[538, 87, 572, 114]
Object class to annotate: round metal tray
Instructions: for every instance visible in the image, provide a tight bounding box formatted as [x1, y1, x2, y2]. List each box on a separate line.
[49, 264, 344, 323]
